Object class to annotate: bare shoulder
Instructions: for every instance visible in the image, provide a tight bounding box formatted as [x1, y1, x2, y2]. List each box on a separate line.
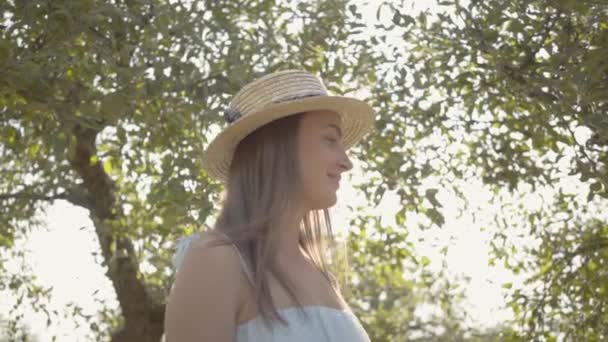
[190, 230, 234, 253]
[164, 231, 247, 341]
[174, 230, 246, 290]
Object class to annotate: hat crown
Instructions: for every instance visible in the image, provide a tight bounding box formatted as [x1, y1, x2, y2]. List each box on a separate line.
[229, 70, 329, 119]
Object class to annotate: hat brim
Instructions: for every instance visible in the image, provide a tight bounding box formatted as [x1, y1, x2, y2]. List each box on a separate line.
[202, 95, 375, 183]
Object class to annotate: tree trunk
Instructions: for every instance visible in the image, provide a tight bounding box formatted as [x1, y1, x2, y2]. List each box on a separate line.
[69, 124, 164, 341]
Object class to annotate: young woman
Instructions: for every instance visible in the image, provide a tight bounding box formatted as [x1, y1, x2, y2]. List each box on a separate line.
[164, 69, 375, 341]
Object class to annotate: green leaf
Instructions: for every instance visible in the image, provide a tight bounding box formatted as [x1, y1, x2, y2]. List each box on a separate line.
[425, 188, 442, 208]
[420, 256, 431, 266]
[587, 260, 598, 272]
[425, 208, 445, 226]
[103, 157, 114, 174]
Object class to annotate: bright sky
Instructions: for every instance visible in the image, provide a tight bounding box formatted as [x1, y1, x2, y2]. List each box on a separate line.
[0, 0, 598, 340]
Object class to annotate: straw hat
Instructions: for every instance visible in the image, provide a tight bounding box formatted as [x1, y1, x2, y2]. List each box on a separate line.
[201, 69, 375, 183]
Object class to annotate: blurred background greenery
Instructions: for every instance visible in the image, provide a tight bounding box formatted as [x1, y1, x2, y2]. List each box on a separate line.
[1, 0, 607, 341]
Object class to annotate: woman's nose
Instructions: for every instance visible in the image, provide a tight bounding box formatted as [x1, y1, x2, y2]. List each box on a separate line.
[339, 151, 353, 172]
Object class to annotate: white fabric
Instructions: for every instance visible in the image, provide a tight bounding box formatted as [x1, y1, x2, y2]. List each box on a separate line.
[172, 234, 371, 342]
[236, 305, 371, 342]
[172, 233, 201, 271]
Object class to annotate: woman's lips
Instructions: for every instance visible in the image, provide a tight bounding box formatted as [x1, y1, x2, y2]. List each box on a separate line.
[327, 174, 341, 186]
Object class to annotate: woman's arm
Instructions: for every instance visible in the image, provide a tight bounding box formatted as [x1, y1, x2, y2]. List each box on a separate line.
[164, 236, 243, 341]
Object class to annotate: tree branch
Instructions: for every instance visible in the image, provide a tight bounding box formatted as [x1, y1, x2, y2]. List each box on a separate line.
[0, 188, 94, 210]
[0, 191, 65, 202]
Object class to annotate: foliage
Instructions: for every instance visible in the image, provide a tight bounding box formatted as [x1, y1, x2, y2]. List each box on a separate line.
[0, 0, 457, 340]
[484, 187, 608, 341]
[338, 213, 471, 341]
[358, 0, 607, 225]
[0, 312, 41, 342]
[2, 0, 607, 340]
[516, 216, 608, 341]
[410, 0, 607, 195]
[360, 0, 608, 339]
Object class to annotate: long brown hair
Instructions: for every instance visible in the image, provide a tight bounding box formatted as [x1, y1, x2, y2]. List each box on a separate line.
[208, 112, 341, 327]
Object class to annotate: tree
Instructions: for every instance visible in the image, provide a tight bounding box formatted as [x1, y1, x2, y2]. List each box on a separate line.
[7, 0, 605, 339]
[0, 312, 41, 342]
[356, 0, 607, 223]
[1, 0, 458, 340]
[0, 0, 381, 340]
[499, 190, 608, 341]
[340, 213, 477, 341]
[357, 0, 608, 339]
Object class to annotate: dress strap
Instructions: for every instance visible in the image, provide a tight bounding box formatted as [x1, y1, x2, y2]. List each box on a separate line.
[173, 231, 255, 286]
[214, 231, 255, 287]
[173, 233, 201, 271]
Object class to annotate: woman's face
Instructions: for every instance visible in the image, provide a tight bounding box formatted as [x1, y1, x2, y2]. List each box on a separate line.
[297, 110, 353, 210]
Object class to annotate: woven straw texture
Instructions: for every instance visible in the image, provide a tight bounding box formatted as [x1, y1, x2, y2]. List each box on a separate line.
[202, 69, 375, 183]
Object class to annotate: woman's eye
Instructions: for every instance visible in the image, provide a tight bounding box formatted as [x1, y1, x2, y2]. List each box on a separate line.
[325, 137, 337, 143]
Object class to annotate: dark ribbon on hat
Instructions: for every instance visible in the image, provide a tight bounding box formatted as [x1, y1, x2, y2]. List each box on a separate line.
[224, 108, 241, 123]
[224, 91, 326, 124]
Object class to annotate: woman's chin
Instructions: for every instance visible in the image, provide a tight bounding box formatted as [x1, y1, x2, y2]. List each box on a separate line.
[310, 193, 338, 210]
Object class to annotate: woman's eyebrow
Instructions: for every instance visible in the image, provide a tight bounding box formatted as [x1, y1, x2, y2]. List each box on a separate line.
[327, 124, 342, 138]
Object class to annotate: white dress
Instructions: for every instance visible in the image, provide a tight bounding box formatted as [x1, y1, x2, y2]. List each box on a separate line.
[173, 234, 371, 342]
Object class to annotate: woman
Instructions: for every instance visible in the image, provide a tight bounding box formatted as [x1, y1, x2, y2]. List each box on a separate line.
[164, 69, 375, 341]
